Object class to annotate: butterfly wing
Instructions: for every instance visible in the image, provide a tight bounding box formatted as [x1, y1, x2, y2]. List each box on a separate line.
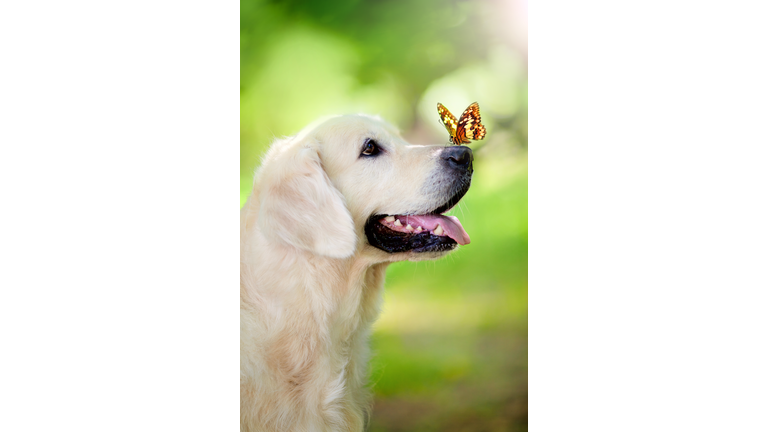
[437, 103, 460, 144]
[456, 102, 486, 144]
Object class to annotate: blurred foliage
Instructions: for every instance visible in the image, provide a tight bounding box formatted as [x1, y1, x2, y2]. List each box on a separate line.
[241, 0, 527, 429]
[370, 154, 527, 432]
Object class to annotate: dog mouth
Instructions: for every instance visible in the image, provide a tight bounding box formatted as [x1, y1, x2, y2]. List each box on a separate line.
[364, 187, 471, 254]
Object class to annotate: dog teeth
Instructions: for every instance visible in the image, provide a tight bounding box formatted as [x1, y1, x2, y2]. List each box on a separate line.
[434, 224, 443, 235]
[405, 224, 413, 231]
[384, 216, 395, 222]
[394, 219, 402, 227]
[414, 226, 423, 233]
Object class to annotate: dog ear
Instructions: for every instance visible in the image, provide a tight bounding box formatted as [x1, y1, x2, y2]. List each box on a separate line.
[257, 137, 357, 258]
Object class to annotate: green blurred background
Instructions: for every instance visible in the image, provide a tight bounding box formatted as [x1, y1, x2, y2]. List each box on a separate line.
[241, 0, 527, 430]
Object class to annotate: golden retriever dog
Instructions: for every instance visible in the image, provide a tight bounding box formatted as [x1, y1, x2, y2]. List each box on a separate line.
[240, 114, 473, 431]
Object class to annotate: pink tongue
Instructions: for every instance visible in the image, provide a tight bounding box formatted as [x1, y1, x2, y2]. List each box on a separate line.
[382, 214, 471, 245]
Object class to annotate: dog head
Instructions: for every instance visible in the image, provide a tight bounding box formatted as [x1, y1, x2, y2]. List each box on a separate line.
[251, 114, 473, 261]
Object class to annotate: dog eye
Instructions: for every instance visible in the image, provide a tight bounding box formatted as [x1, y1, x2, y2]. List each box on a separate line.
[360, 139, 380, 157]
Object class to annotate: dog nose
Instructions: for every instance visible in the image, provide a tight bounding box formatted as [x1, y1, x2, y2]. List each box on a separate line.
[441, 146, 473, 172]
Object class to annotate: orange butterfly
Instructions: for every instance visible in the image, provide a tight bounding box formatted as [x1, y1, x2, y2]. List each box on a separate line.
[437, 102, 487, 145]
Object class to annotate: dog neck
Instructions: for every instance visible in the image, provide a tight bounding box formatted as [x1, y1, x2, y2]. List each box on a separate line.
[241, 199, 390, 412]
[241, 197, 388, 331]
[241, 234, 389, 345]
[242, 192, 386, 309]
[241, 194, 392, 429]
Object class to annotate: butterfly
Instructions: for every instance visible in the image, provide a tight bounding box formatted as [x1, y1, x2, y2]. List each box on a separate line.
[437, 102, 487, 145]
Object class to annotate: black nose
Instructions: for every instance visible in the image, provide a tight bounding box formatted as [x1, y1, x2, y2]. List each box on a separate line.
[441, 146, 473, 173]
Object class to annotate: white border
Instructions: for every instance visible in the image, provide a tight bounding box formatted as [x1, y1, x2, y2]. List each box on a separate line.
[530, 1, 768, 430]
[0, 1, 239, 430]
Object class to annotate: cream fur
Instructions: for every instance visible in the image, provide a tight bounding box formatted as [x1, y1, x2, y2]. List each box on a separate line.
[241, 115, 463, 431]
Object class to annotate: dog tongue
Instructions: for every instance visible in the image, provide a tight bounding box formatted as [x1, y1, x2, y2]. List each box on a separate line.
[387, 214, 471, 245]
